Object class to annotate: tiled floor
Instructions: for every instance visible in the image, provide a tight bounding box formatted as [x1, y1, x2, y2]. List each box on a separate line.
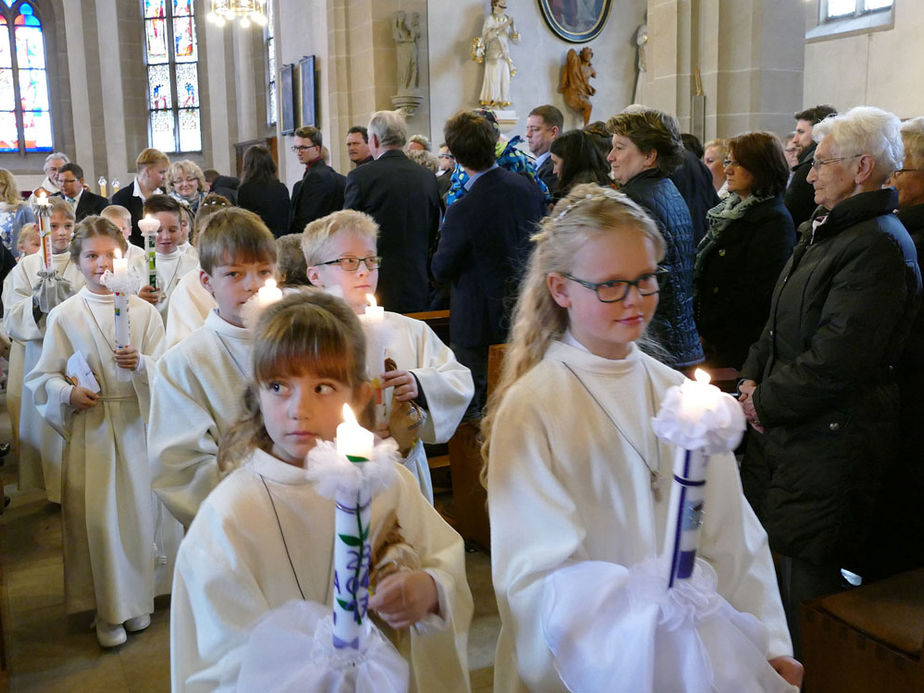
[0, 394, 499, 691]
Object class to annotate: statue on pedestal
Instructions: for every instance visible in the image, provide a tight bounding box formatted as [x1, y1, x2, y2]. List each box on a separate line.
[471, 0, 519, 109]
[394, 11, 420, 94]
[560, 47, 596, 126]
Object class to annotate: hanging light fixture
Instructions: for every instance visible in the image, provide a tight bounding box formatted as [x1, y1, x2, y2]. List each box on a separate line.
[207, 0, 268, 28]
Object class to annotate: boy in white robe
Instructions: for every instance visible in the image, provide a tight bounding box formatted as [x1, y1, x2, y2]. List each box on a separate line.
[303, 210, 473, 502]
[171, 291, 472, 692]
[137, 194, 198, 323]
[163, 266, 216, 349]
[26, 217, 165, 648]
[100, 205, 146, 265]
[148, 208, 278, 527]
[3, 200, 80, 501]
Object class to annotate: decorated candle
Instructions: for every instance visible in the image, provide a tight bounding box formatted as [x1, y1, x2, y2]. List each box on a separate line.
[138, 214, 160, 290]
[112, 249, 130, 349]
[360, 294, 387, 426]
[97, 176, 107, 198]
[651, 369, 745, 589]
[33, 192, 53, 272]
[256, 277, 283, 308]
[332, 404, 374, 649]
[111, 178, 120, 194]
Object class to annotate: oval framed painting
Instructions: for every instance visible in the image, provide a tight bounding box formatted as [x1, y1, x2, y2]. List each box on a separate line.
[539, 0, 612, 43]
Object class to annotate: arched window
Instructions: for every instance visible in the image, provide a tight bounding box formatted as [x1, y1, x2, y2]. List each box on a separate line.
[143, 0, 201, 153]
[0, 1, 52, 153]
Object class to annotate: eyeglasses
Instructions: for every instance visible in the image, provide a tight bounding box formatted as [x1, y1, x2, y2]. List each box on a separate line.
[562, 270, 665, 303]
[811, 154, 862, 170]
[723, 158, 740, 168]
[318, 256, 382, 272]
[291, 144, 319, 153]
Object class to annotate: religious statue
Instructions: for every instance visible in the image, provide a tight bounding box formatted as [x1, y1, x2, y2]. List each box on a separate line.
[633, 22, 648, 104]
[560, 46, 596, 126]
[471, 0, 519, 109]
[394, 11, 420, 94]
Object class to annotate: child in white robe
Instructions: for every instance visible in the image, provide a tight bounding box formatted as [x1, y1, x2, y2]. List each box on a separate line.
[137, 194, 198, 322]
[100, 205, 146, 265]
[483, 185, 803, 692]
[25, 217, 165, 648]
[3, 200, 80, 502]
[303, 210, 473, 502]
[171, 291, 472, 692]
[149, 208, 277, 527]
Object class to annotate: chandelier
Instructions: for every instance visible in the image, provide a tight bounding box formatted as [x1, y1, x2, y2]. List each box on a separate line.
[206, 0, 268, 28]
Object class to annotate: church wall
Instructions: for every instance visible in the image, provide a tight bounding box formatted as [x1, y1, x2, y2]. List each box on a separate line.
[802, 1, 924, 120]
[427, 0, 646, 145]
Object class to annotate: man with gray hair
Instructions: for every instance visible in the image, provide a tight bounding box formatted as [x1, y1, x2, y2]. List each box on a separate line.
[343, 110, 440, 313]
[30, 151, 70, 201]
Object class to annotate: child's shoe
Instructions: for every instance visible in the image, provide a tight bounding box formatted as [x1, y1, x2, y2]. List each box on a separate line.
[124, 614, 151, 633]
[96, 619, 127, 648]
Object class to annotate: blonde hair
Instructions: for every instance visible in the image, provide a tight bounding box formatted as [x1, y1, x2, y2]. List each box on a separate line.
[480, 183, 665, 471]
[900, 116, 924, 170]
[69, 215, 128, 262]
[703, 138, 728, 157]
[193, 193, 232, 239]
[136, 147, 169, 169]
[100, 205, 131, 224]
[300, 210, 379, 267]
[50, 197, 76, 221]
[197, 207, 277, 275]
[166, 159, 206, 193]
[217, 290, 370, 472]
[0, 169, 22, 206]
[17, 223, 38, 252]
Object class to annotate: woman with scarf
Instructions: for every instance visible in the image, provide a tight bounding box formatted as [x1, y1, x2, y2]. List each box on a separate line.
[694, 132, 795, 370]
[167, 159, 207, 216]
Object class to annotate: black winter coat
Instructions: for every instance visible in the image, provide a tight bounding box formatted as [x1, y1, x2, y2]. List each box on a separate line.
[694, 195, 795, 370]
[739, 188, 921, 569]
[783, 142, 818, 230]
[620, 169, 704, 368]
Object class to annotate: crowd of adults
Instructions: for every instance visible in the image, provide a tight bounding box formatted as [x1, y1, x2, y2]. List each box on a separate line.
[0, 100, 921, 661]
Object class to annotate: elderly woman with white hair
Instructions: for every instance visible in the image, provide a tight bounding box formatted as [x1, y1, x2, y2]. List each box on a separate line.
[737, 106, 921, 658]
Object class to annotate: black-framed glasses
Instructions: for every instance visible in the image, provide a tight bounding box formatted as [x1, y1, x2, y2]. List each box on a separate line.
[723, 158, 740, 168]
[811, 154, 862, 170]
[291, 144, 319, 153]
[894, 168, 924, 175]
[562, 269, 666, 303]
[318, 256, 382, 272]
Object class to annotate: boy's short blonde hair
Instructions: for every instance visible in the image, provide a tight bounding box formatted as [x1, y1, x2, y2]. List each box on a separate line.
[17, 223, 38, 250]
[136, 147, 169, 169]
[300, 210, 379, 267]
[100, 205, 131, 224]
[197, 207, 277, 275]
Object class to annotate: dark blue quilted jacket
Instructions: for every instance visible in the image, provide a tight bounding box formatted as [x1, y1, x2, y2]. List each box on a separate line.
[620, 169, 704, 368]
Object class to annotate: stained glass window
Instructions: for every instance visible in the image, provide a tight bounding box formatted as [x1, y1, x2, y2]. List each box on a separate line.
[265, 0, 276, 127]
[0, 1, 51, 153]
[143, 0, 201, 152]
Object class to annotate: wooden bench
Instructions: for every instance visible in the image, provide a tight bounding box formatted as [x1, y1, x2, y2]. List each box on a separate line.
[801, 568, 924, 692]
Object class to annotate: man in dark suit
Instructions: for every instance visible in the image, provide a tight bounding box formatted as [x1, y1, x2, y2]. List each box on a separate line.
[343, 110, 440, 314]
[784, 104, 837, 229]
[526, 104, 563, 193]
[290, 125, 345, 234]
[56, 163, 109, 221]
[432, 111, 547, 414]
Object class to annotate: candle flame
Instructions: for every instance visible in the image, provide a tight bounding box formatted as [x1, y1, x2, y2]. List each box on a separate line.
[694, 368, 711, 384]
[341, 403, 357, 425]
[38, 191, 46, 201]
[366, 294, 377, 308]
[263, 278, 277, 290]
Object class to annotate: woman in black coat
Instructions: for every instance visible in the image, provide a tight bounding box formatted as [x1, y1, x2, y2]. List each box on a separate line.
[738, 107, 921, 658]
[606, 109, 703, 370]
[236, 145, 291, 238]
[694, 132, 796, 370]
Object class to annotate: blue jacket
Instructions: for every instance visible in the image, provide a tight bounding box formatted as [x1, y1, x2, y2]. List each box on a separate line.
[620, 169, 704, 368]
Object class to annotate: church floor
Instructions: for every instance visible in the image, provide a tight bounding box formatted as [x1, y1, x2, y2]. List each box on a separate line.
[0, 394, 499, 691]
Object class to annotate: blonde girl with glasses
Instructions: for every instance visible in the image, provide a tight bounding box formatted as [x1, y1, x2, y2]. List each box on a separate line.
[483, 183, 799, 692]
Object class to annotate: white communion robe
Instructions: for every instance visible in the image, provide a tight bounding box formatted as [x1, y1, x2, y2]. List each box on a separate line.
[164, 266, 215, 349]
[382, 311, 473, 503]
[148, 310, 251, 527]
[3, 269, 22, 458]
[153, 248, 198, 322]
[171, 447, 473, 693]
[488, 340, 792, 693]
[4, 251, 84, 501]
[25, 288, 166, 623]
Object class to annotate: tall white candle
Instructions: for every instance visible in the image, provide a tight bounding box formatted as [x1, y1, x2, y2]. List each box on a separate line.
[138, 214, 159, 290]
[112, 249, 130, 350]
[332, 404, 374, 649]
[33, 192, 52, 272]
[361, 294, 387, 426]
